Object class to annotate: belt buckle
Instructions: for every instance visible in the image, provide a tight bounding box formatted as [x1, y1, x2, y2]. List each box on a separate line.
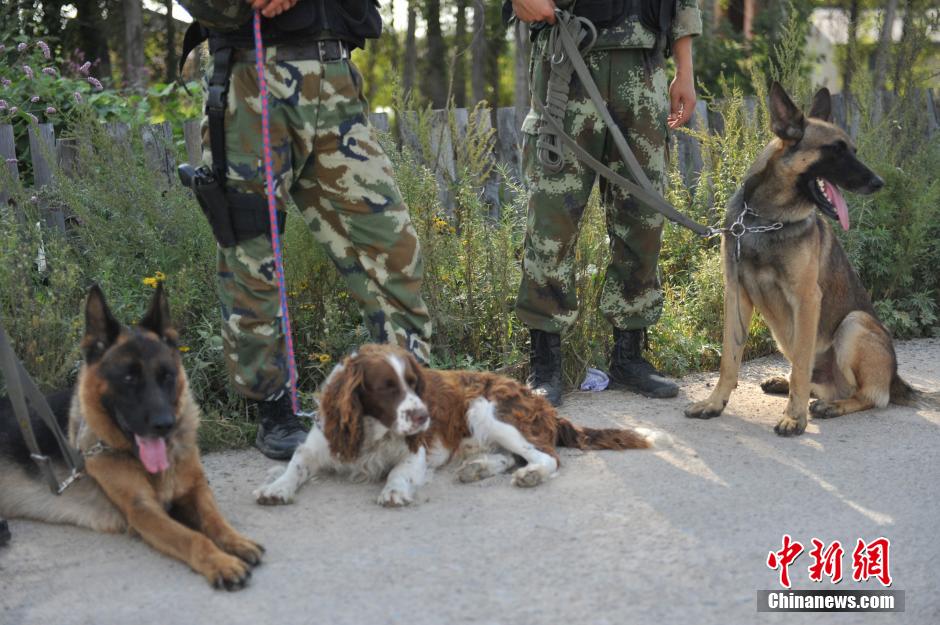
[317, 40, 347, 62]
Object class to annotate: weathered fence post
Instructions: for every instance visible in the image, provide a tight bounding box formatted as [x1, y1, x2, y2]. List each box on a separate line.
[142, 122, 176, 188]
[369, 112, 390, 133]
[0, 124, 23, 223]
[28, 123, 65, 233]
[56, 138, 80, 179]
[675, 100, 709, 191]
[182, 119, 203, 168]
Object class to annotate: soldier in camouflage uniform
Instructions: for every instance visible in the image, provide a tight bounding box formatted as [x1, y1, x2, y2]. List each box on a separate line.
[193, 0, 432, 458]
[510, 0, 702, 405]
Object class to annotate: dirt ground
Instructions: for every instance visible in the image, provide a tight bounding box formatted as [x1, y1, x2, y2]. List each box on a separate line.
[2, 340, 939, 625]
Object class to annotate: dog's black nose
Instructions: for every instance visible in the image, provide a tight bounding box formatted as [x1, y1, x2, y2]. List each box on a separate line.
[869, 175, 884, 191]
[150, 413, 175, 436]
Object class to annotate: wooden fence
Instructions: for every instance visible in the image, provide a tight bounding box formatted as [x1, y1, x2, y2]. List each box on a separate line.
[2, 88, 938, 231]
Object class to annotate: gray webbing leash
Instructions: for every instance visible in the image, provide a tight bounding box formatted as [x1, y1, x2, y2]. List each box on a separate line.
[531, 9, 714, 238]
[0, 323, 84, 494]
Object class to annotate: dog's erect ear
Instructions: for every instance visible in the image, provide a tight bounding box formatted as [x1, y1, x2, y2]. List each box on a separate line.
[83, 285, 121, 363]
[808, 87, 832, 122]
[139, 283, 177, 344]
[769, 82, 805, 142]
[320, 358, 364, 462]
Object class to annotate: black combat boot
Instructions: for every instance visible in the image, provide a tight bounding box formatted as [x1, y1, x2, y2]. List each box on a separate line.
[609, 329, 678, 399]
[254, 394, 309, 460]
[527, 329, 563, 407]
[0, 519, 10, 546]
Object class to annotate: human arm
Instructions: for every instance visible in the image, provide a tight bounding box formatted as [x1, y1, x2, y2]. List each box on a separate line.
[667, 36, 696, 129]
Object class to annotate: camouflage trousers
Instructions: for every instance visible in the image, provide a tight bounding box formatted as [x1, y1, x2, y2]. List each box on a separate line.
[202, 47, 432, 400]
[516, 46, 670, 335]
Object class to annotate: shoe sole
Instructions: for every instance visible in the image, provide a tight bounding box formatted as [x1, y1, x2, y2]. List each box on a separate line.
[254, 433, 297, 461]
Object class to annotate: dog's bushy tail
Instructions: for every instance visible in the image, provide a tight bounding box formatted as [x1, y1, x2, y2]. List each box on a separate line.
[555, 418, 671, 450]
[891, 376, 940, 409]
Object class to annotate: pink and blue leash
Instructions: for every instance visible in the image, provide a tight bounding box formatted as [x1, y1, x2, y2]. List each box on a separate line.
[252, 12, 309, 417]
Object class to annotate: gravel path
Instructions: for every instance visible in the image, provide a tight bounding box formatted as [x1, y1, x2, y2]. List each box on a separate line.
[2, 340, 939, 625]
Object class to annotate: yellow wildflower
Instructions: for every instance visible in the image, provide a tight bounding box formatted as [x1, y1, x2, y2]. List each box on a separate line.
[318, 353, 331, 363]
[142, 277, 158, 288]
[154, 271, 166, 282]
[179, 346, 191, 353]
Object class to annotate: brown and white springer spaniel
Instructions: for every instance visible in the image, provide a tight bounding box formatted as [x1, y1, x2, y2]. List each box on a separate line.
[254, 344, 669, 507]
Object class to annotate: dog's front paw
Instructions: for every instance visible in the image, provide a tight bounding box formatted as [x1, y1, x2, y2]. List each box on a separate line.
[774, 415, 807, 436]
[378, 486, 414, 508]
[810, 400, 842, 419]
[218, 532, 265, 567]
[253, 483, 294, 506]
[202, 551, 253, 591]
[684, 398, 727, 419]
[511, 465, 545, 488]
[457, 458, 493, 483]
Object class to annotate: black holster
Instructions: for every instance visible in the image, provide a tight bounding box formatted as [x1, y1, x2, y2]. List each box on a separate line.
[179, 164, 286, 248]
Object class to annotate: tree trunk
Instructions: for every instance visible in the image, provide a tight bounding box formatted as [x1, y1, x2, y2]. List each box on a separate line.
[841, 0, 859, 99]
[872, 0, 898, 93]
[123, 0, 145, 89]
[471, 1, 486, 105]
[453, 0, 468, 108]
[421, 0, 448, 108]
[485, 3, 507, 107]
[74, 0, 112, 82]
[403, 1, 418, 98]
[164, 0, 177, 83]
[513, 21, 531, 129]
[387, 0, 401, 75]
[891, 0, 914, 94]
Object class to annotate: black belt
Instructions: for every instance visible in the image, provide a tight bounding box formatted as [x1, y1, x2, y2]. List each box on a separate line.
[233, 40, 351, 63]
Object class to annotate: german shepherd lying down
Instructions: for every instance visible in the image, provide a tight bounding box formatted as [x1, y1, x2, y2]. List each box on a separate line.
[0, 286, 263, 589]
[685, 82, 924, 436]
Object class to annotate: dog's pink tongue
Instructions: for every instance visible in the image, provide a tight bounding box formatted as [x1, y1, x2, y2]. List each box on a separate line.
[135, 435, 169, 474]
[824, 179, 850, 231]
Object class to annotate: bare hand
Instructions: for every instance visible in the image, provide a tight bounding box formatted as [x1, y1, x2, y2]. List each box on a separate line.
[667, 72, 696, 129]
[512, 0, 557, 24]
[247, 0, 299, 18]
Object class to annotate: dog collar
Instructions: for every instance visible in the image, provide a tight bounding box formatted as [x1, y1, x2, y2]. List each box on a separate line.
[82, 439, 122, 458]
[712, 203, 785, 261]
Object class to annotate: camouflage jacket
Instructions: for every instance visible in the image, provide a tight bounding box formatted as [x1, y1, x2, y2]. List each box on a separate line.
[592, 0, 703, 50]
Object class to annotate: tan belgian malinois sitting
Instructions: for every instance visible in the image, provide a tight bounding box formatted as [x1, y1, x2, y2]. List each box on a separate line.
[684, 82, 921, 436]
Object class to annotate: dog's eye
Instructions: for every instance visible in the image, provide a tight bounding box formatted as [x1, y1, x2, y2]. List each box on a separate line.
[405, 376, 416, 388]
[385, 379, 398, 391]
[161, 370, 176, 388]
[122, 372, 138, 385]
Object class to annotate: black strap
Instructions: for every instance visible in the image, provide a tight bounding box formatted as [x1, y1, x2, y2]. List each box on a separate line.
[0, 323, 84, 495]
[207, 46, 234, 181]
[179, 21, 209, 77]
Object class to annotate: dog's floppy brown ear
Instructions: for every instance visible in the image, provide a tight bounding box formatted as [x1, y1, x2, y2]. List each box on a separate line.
[769, 81, 805, 142]
[82, 285, 121, 363]
[404, 350, 426, 397]
[320, 358, 364, 462]
[808, 87, 832, 122]
[139, 283, 178, 345]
